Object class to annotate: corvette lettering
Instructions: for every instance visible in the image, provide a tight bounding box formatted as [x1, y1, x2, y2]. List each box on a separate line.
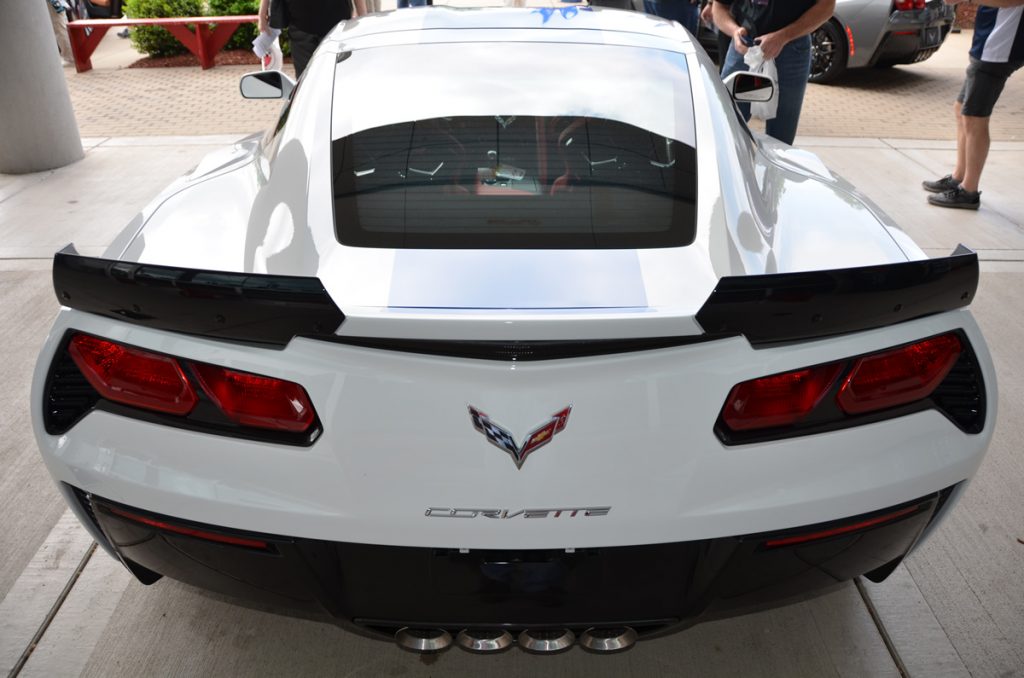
[425, 507, 611, 518]
[469, 405, 572, 469]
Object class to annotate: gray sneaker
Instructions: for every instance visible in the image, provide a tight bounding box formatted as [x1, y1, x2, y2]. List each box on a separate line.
[922, 175, 961, 193]
[927, 186, 980, 210]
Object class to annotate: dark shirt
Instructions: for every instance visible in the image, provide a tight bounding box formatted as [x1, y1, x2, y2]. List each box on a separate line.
[287, 0, 351, 37]
[971, 7, 1024, 63]
[718, 0, 816, 38]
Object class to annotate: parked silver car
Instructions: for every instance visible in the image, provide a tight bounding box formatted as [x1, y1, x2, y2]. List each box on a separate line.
[669, 0, 955, 84]
[811, 0, 955, 82]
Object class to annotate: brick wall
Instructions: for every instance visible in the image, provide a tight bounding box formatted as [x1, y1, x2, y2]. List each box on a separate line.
[956, 3, 977, 29]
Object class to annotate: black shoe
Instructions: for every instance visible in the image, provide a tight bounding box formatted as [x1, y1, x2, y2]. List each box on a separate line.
[922, 175, 960, 193]
[928, 186, 981, 210]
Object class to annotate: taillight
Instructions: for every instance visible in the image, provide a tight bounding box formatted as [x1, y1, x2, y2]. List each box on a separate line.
[68, 334, 197, 415]
[722, 364, 842, 431]
[192, 363, 315, 433]
[894, 0, 925, 10]
[837, 334, 961, 414]
[63, 333, 318, 438]
[718, 332, 973, 440]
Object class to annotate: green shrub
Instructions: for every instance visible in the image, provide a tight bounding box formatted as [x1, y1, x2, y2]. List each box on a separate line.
[207, 0, 259, 51]
[123, 0, 203, 57]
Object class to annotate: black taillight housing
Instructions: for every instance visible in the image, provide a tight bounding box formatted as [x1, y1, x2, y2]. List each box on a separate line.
[716, 330, 985, 445]
[44, 331, 321, 445]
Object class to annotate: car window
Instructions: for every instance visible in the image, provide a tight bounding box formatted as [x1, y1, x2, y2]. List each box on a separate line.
[331, 42, 696, 249]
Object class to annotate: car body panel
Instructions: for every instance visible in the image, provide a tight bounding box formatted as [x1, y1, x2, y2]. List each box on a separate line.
[33, 306, 993, 550]
[840, 0, 954, 70]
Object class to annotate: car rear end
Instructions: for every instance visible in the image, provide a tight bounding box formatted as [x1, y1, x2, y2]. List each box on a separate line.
[32, 11, 995, 652]
[868, 0, 955, 67]
[34, 268, 993, 646]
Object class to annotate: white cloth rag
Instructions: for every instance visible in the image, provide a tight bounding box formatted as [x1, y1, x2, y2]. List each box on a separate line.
[742, 45, 779, 121]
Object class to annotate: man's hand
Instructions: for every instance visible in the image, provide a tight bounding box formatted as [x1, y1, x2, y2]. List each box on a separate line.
[756, 29, 791, 60]
[733, 26, 750, 55]
[700, 2, 713, 27]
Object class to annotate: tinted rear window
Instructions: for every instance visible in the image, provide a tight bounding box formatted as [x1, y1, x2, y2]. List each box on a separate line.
[331, 43, 696, 249]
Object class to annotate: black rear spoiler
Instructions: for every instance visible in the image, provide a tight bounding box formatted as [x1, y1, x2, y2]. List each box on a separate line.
[696, 245, 979, 346]
[52, 245, 345, 347]
[52, 245, 977, 351]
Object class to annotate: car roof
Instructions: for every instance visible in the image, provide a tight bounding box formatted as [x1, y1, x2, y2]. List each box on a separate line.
[323, 6, 696, 52]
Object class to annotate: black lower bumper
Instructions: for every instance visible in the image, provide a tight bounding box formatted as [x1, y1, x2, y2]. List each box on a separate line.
[71, 485, 954, 639]
[873, 24, 952, 66]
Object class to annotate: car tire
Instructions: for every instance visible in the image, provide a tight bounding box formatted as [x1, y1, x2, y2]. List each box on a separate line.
[809, 20, 848, 84]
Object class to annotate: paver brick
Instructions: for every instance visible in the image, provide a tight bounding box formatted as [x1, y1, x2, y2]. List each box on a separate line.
[62, 15, 1024, 140]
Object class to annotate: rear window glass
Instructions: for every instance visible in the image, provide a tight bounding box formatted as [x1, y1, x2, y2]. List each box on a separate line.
[331, 42, 696, 249]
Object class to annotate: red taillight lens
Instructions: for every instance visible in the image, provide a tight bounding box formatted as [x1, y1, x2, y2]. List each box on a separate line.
[192, 363, 315, 433]
[69, 334, 197, 415]
[722, 363, 842, 431]
[764, 504, 922, 548]
[894, 0, 913, 10]
[837, 334, 961, 415]
[105, 505, 269, 549]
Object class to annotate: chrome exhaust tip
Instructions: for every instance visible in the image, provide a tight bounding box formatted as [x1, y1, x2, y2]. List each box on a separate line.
[395, 627, 452, 653]
[517, 628, 575, 654]
[579, 627, 638, 653]
[456, 629, 514, 653]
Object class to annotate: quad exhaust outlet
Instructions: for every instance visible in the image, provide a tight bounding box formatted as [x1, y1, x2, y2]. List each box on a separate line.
[394, 627, 452, 653]
[579, 627, 638, 653]
[395, 625, 637, 654]
[517, 628, 575, 653]
[456, 629, 514, 653]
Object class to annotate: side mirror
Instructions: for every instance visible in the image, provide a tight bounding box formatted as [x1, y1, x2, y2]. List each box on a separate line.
[723, 71, 777, 104]
[240, 71, 296, 100]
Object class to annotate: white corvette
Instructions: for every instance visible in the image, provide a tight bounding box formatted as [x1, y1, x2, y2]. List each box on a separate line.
[33, 7, 994, 654]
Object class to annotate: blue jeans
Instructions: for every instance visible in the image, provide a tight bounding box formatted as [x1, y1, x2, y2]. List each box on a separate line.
[642, 0, 699, 34]
[720, 35, 811, 146]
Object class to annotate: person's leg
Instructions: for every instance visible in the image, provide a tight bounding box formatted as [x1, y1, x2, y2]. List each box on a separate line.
[957, 60, 1022, 192]
[923, 73, 969, 192]
[288, 27, 320, 78]
[644, 0, 699, 34]
[678, 3, 700, 33]
[48, 6, 74, 64]
[953, 100, 966, 183]
[764, 36, 811, 145]
[959, 114, 991, 193]
[956, 60, 1014, 188]
[716, 30, 731, 72]
[719, 42, 751, 119]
